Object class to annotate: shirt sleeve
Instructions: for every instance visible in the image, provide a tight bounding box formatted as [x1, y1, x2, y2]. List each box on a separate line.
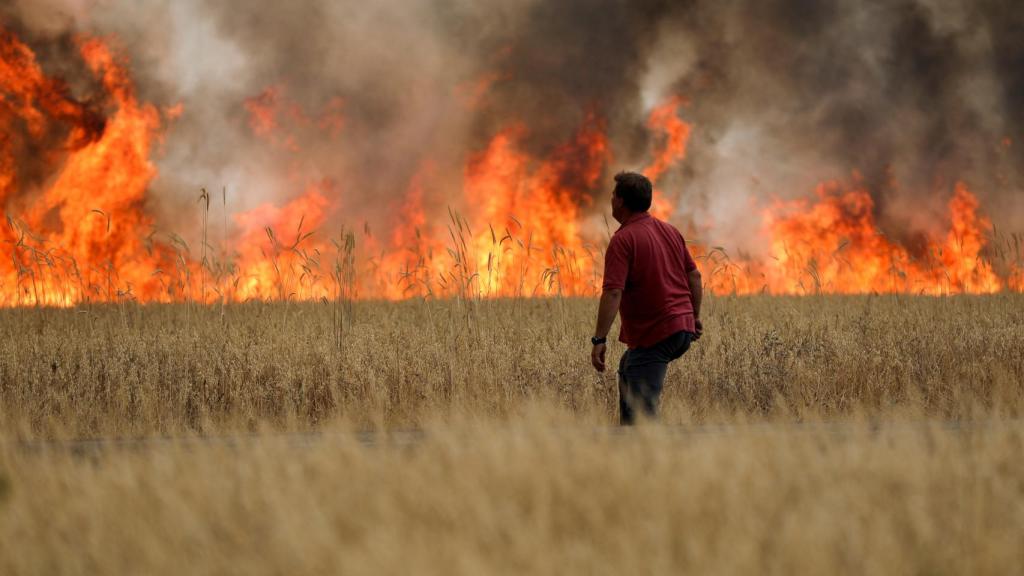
[602, 235, 630, 291]
[682, 238, 698, 273]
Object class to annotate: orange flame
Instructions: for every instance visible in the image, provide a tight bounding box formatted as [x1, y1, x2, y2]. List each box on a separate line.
[702, 181, 1007, 295]
[1011, 267, 1024, 292]
[643, 96, 691, 183]
[230, 182, 335, 302]
[643, 97, 692, 221]
[460, 113, 610, 297]
[1, 32, 175, 305]
[0, 29, 1020, 307]
[244, 86, 344, 149]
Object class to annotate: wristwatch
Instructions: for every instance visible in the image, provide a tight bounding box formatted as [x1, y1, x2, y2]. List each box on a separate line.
[591, 336, 607, 346]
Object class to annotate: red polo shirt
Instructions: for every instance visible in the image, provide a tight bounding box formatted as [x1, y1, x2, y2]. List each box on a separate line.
[602, 212, 698, 348]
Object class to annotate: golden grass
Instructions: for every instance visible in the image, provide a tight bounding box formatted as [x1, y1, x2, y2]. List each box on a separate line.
[2, 419, 1022, 575]
[1, 296, 1021, 574]
[0, 295, 1021, 437]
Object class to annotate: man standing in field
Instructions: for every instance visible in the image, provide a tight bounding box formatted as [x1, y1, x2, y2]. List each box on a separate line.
[590, 172, 703, 425]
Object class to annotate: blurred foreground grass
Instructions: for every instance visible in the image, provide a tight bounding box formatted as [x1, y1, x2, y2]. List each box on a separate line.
[1, 418, 1022, 575]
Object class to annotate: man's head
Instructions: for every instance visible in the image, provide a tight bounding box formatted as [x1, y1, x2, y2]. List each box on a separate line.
[611, 171, 652, 223]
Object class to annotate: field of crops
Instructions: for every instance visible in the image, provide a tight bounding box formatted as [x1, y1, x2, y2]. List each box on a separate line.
[1, 295, 1023, 574]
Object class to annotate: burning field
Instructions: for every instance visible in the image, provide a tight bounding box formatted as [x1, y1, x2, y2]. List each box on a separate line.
[1, 0, 1023, 305]
[1, 1, 1023, 574]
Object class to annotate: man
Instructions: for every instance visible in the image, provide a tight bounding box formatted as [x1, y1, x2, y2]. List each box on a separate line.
[590, 171, 703, 425]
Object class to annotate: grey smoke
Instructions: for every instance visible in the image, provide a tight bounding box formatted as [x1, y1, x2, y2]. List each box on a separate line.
[4, 0, 1022, 254]
[653, 0, 1024, 249]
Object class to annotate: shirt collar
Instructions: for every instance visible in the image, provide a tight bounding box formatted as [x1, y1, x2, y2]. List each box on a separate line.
[619, 211, 651, 230]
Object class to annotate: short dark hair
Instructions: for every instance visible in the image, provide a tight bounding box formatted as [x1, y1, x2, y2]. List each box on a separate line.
[613, 171, 653, 212]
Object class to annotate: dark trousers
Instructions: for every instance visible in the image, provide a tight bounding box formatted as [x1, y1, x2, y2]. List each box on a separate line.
[618, 330, 694, 425]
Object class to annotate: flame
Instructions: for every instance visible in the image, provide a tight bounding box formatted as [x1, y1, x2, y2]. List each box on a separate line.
[643, 96, 691, 183]
[703, 181, 1007, 295]
[373, 163, 447, 299]
[244, 86, 282, 138]
[230, 182, 335, 302]
[643, 97, 691, 221]
[1011, 268, 1024, 292]
[0, 28, 1020, 307]
[1, 32, 175, 305]
[459, 113, 610, 297]
[244, 86, 344, 150]
[367, 113, 610, 299]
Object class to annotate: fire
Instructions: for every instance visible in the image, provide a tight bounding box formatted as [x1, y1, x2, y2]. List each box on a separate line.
[642, 97, 691, 221]
[0, 32, 175, 306]
[460, 113, 609, 297]
[0, 28, 1020, 307]
[372, 163, 447, 300]
[1011, 268, 1024, 292]
[242, 86, 344, 151]
[230, 182, 335, 302]
[354, 114, 610, 299]
[703, 181, 1007, 295]
[643, 96, 691, 183]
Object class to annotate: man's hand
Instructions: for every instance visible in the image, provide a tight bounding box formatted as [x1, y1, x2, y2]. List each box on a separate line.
[694, 318, 703, 340]
[591, 343, 607, 372]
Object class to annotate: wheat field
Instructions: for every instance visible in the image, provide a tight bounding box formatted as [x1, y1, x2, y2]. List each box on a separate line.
[1, 295, 1022, 574]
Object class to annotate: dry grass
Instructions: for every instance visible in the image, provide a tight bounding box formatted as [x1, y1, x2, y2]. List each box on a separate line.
[2, 419, 1023, 575]
[0, 296, 1022, 574]
[0, 295, 1021, 437]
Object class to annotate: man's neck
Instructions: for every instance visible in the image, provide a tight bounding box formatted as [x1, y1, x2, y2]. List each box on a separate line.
[617, 211, 650, 226]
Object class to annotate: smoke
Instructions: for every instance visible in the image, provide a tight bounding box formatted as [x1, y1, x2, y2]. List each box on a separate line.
[648, 0, 1024, 248]
[3, 0, 1023, 253]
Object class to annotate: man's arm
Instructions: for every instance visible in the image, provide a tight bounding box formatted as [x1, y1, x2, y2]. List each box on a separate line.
[688, 268, 703, 339]
[591, 288, 622, 372]
[594, 288, 622, 340]
[679, 236, 703, 339]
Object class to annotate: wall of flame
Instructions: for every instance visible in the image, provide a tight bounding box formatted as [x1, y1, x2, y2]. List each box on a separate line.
[1, 31, 1021, 306]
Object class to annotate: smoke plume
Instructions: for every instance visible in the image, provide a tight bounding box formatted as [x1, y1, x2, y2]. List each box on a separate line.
[3, 0, 1022, 257]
